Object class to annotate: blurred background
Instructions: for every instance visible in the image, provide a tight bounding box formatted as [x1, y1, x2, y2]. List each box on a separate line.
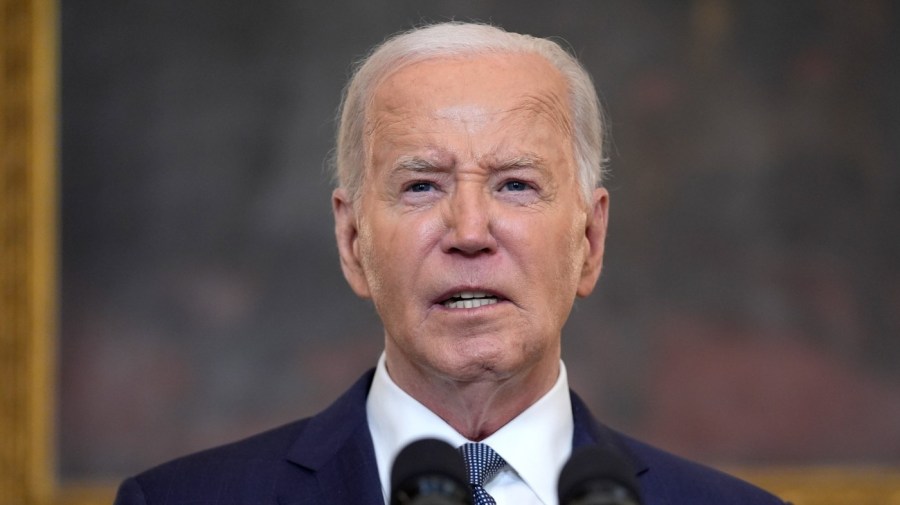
[60, 0, 900, 482]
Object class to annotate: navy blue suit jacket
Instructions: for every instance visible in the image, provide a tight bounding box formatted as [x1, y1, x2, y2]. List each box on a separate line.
[114, 370, 785, 505]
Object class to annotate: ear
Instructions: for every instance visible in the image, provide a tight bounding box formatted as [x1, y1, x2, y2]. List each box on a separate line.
[576, 187, 609, 298]
[332, 187, 372, 299]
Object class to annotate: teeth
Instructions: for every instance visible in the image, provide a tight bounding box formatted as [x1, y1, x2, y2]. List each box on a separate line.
[445, 297, 498, 309]
[441, 291, 501, 309]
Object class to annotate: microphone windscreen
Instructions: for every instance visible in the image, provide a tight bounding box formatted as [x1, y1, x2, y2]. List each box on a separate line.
[390, 438, 471, 505]
[558, 445, 642, 505]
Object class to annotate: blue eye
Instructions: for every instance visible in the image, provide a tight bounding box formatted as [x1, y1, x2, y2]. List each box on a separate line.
[408, 182, 434, 192]
[502, 180, 530, 192]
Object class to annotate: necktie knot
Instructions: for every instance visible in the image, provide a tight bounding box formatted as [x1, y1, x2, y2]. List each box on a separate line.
[459, 443, 506, 505]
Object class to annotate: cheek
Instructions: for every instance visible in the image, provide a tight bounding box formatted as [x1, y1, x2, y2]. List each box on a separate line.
[358, 212, 441, 297]
[355, 220, 385, 295]
[534, 214, 586, 297]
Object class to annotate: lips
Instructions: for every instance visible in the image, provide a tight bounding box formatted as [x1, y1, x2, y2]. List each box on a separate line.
[438, 290, 505, 309]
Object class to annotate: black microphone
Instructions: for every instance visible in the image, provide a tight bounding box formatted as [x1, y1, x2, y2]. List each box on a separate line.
[390, 438, 472, 505]
[558, 445, 643, 505]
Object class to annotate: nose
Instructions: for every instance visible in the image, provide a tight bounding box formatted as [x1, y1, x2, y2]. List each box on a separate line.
[440, 184, 498, 256]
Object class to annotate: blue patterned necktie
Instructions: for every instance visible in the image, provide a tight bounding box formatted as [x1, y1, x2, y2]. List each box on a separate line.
[459, 442, 507, 505]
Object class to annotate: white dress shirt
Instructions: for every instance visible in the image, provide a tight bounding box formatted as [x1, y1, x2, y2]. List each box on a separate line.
[366, 353, 574, 505]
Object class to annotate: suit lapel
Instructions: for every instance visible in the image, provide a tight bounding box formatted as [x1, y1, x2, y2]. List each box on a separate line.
[570, 390, 650, 477]
[283, 370, 383, 505]
[277, 376, 651, 504]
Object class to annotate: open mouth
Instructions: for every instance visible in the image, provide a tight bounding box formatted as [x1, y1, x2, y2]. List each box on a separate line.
[441, 291, 501, 309]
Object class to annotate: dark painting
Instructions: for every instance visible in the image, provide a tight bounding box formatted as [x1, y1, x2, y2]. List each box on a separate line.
[60, 0, 900, 480]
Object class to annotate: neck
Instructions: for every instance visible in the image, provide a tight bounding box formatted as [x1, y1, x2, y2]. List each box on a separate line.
[384, 351, 559, 441]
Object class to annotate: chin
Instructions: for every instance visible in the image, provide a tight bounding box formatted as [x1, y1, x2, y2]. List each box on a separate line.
[441, 340, 537, 381]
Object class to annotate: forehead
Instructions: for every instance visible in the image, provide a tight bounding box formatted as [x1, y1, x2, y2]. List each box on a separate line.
[366, 52, 573, 140]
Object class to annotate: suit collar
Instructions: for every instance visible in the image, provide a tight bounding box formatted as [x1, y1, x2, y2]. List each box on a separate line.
[281, 370, 649, 505]
[285, 370, 382, 504]
[570, 389, 650, 478]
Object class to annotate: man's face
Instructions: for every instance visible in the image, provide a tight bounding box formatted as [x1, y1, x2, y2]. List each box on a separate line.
[334, 53, 608, 388]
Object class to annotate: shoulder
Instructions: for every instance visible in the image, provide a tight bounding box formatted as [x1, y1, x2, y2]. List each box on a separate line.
[619, 433, 786, 505]
[114, 370, 377, 505]
[570, 392, 785, 505]
[114, 418, 314, 505]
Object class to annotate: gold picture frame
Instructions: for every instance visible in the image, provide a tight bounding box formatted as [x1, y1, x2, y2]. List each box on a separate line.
[1, 0, 898, 503]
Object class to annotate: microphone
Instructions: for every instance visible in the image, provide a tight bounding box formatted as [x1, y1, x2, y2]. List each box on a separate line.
[390, 438, 472, 505]
[558, 445, 643, 505]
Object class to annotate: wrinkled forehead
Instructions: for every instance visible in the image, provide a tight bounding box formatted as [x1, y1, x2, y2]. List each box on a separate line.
[365, 52, 573, 139]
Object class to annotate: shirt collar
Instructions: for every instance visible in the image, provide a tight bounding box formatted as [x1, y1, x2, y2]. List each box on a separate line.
[366, 353, 574, 504]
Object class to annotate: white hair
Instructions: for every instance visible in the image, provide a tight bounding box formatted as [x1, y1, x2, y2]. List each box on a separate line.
[333, 22, 607, 203]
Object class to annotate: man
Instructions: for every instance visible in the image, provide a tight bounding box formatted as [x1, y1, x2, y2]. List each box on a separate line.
[115, 22, 785, 505]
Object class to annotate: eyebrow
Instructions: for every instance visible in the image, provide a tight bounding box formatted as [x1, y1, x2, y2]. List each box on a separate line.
[494, 153, 546, 171]
[390, 152, 548, 175]
[393, 155, 444, 172]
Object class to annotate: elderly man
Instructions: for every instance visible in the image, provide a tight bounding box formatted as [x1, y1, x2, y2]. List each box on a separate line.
[115, 22, 784, 505]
